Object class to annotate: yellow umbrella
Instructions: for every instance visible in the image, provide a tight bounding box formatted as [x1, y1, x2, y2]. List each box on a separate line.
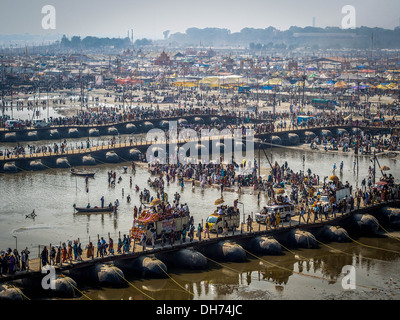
[329, 175, 339, 181]
[151, 199, 162, 206]
[380, 165, 390, 171]
[276, 189, 285, 195]
[214, 198, 225, 205]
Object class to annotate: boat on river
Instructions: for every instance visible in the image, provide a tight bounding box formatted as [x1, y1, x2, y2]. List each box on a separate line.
[70, 168, 95, 177]
[73, 203, 116, 213]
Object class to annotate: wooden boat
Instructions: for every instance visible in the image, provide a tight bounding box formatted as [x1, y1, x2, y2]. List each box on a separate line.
[73, 204, 116, 213]
[70, 168, 95, 177]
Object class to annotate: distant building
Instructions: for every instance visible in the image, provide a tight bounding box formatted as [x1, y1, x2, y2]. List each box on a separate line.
[67, 54, 89, 63]
[206, 48, 216, 57]
[185, 48, 197, 56]
[154, 51, 172, 66]
[173, 52, 185, 61]
[222, 57, 235, 71]
[288, 60, 298, 71]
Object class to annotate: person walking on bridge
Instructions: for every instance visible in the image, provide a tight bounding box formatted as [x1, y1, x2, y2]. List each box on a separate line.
[61, 243, 67, 263]
[151, 231, 156, 249]
[160, 231, 165, 248]
[41, 246, 49, 267]
[299, 207, 306, 224]
[276, 212, 281, 228]
[50, 246, 56, 265]
[247, 215, 253, 232]
[141, 232, 147, 251]
[169, 230, 175, 247]
[87, 242, 94, 259]
[100, 237, 107, 257]
[67, 242, 73, 263]
[197, 223, 202, 241]
[204, 222, 210, 239]
[96, 239, 102, 258]
[117, 237, 123, 254]
[313, 204, 319, 222]
[189, 224, 195, 242]
[108, 238, 114, 255]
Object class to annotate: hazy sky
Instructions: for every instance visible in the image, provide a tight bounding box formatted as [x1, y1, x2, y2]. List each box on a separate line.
[1, 0, 399, 39]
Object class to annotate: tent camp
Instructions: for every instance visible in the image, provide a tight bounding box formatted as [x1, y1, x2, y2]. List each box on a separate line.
[198, 75, 244, 87]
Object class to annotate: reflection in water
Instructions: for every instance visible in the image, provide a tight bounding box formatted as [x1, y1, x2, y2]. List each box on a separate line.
[77, 235, 400, 300]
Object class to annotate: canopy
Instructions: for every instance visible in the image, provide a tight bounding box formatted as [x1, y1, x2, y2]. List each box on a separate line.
[214, 198, 225, 205]
[334, 81, 348, 88]
[173, 81, 197, 88]
[137, 210, 159, 223]
[199, 75, 244, 87]
[261, 78, 290, 86]
[114, 78, 144, 85]
[150, 199, 162, 206]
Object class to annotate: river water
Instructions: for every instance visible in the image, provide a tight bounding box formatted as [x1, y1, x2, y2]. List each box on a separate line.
[0, 144, 399, 300]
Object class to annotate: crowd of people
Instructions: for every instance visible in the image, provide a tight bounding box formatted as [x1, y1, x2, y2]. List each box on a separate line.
[3, 110, 399, 162]
[3, 141, 69, 158]
[1, 147, 398, 277]
[149, 161, 258, 192]
[3, 94, 399, 133]
[0, 248, 30, 275]
[307, 129, 400, 154]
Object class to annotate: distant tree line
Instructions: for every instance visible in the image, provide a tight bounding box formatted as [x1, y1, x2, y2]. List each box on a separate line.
[60, 35, 131, 49]
[133, 38, 153, 47]
[60, 35, 154, 49]
[167, 26, 400, 49]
